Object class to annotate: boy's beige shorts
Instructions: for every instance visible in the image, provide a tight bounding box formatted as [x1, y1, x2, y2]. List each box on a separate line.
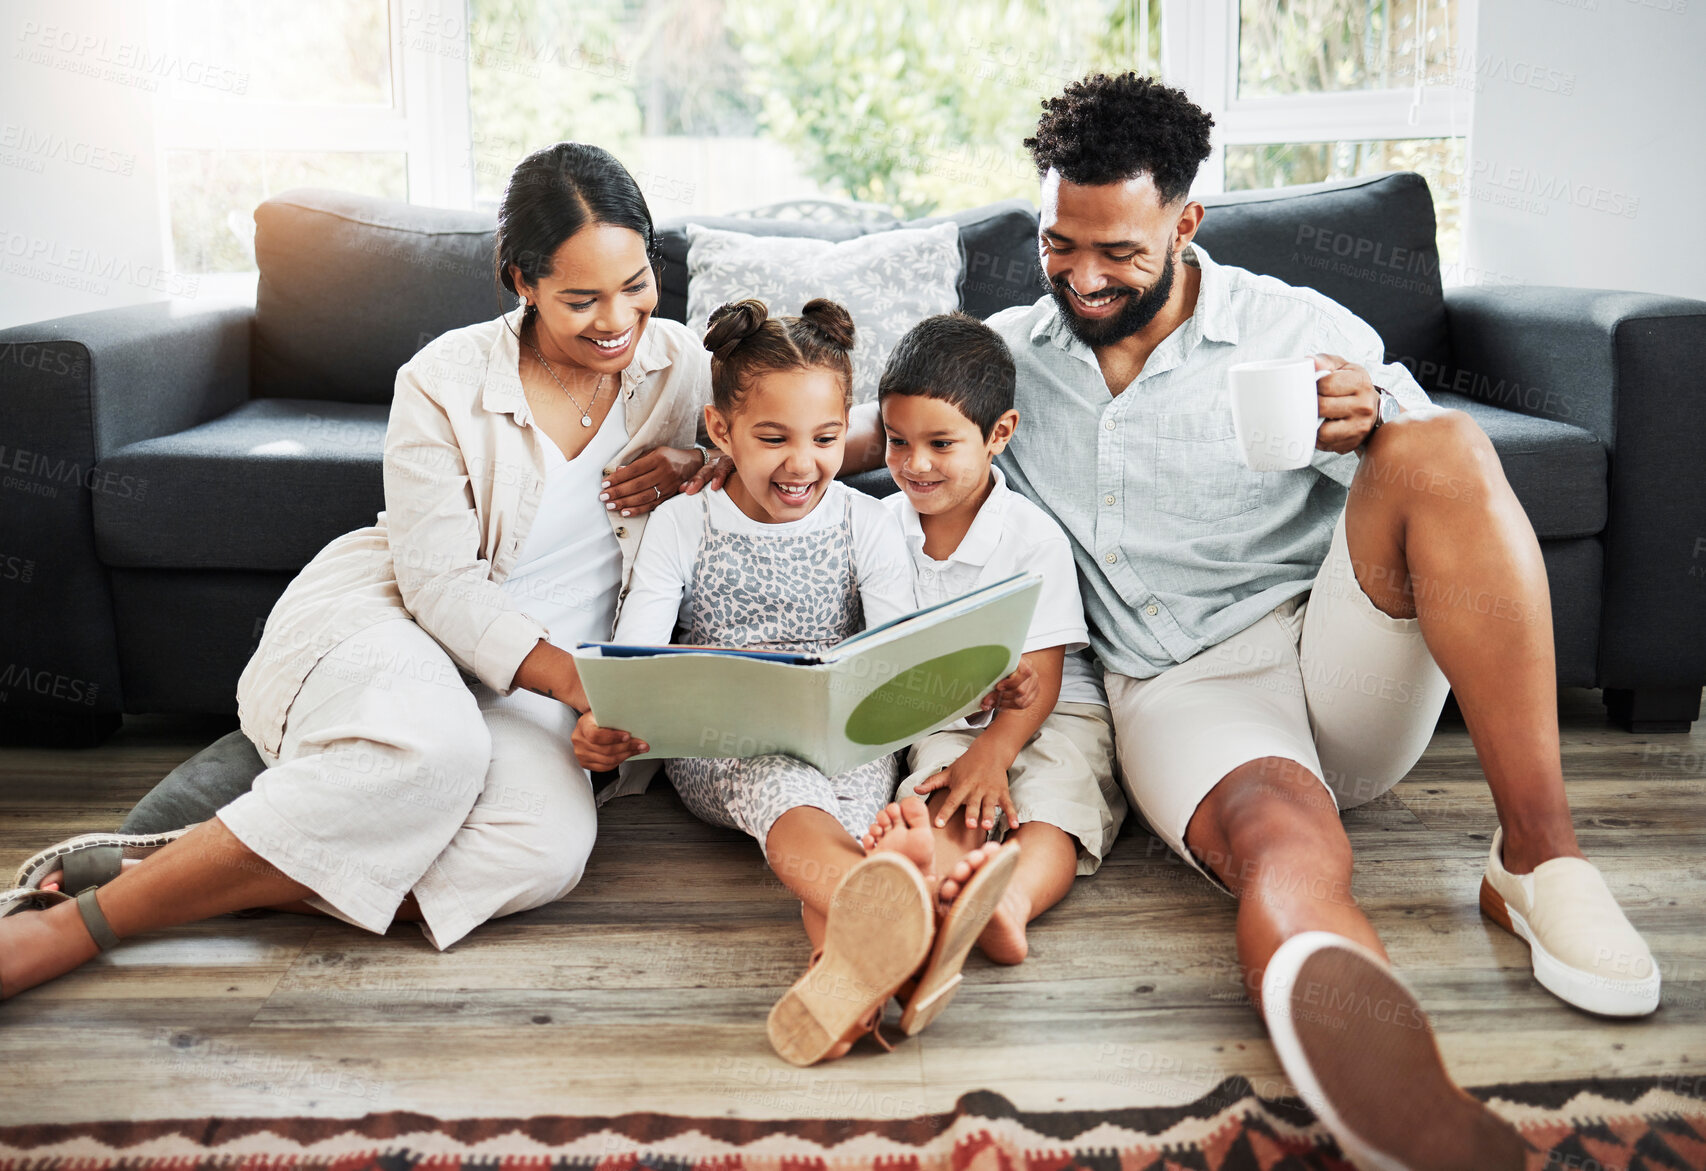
[1106, 508, 1452, 890]
[899, 702, 1128, 875]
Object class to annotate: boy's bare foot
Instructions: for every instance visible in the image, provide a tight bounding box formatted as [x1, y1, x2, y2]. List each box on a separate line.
[974, 883, 1032, 965]
[862, 798, 938, 886]
[896, 840, 1020, 1036]
[936, 842, 1007, 919]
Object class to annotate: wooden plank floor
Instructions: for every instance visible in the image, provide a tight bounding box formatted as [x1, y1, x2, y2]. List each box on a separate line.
[2, 690, 1702, 1126]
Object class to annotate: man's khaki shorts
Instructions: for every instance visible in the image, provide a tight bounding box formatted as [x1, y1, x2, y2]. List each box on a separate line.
[898, 702, 1128, 875]
[1107, 508, 1451, 889]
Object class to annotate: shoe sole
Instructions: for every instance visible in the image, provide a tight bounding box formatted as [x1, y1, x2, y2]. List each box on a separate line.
[13, 829, 191, 891]
[899, 842, 1020, 1036]
[1264, 932, 1528, 1171]
[1479, 876, 1660, 1017]
[767, 854, 933, 1066]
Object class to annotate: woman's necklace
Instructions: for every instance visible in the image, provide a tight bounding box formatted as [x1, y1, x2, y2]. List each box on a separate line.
[526, 338, 606, 427]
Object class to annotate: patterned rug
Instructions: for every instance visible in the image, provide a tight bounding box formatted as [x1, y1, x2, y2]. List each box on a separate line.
[3, 1076, 1704, 1170]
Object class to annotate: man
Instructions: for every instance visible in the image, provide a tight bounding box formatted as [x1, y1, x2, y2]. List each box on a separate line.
[977, 73, 1657, 1168]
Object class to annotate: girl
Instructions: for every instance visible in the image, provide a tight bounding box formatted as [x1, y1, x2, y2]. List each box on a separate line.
[573, 298, 1018, 1064]
[2, 143, 726, 997]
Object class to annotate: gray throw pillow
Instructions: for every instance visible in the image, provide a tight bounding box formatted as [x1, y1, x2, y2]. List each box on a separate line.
[121, 729, 268, 835]
[684, 221, 963, 404]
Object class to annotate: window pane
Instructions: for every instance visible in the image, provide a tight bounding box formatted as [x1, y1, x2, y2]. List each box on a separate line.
[167, 151, 407, 273]
[162, 0, 391, 104]
[1223, 138, 1465, 273]
[1237, 0, 1458, 98]
[467, 0, 1161, 218]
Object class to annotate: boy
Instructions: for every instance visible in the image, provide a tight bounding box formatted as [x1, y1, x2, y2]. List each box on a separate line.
[867, 312, 1126, 963]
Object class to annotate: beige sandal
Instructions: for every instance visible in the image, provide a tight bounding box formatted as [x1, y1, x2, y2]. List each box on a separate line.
[767, 853, 933, 1066]
[13, 828, 191, 893]
[898, 841, 1021, 1036]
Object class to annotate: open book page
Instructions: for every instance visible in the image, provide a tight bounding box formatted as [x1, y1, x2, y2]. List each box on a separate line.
[574, 574, 1041, 774]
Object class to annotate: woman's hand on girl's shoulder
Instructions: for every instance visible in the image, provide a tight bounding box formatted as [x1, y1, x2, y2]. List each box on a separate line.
[680, 449, 733, 497]
[571, 711, 649, 771]
[601, 446, 730, 516]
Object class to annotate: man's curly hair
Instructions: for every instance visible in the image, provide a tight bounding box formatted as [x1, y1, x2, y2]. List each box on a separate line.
[1024, 73, 1215, 204]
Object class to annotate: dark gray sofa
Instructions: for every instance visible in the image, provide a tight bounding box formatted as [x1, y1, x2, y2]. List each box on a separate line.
[2, 172, 1702, 747]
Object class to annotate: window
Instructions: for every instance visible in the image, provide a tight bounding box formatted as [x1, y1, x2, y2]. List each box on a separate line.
[149, 0, 1472, 282]
[1165, 0, 1474, 277]
[148, 0, 472, 275]
[464, 0, 1163, 220]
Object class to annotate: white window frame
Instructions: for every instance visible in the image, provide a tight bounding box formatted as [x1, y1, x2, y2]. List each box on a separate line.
[147, 0, 475, 271]
[1160, 0, 1477, 197]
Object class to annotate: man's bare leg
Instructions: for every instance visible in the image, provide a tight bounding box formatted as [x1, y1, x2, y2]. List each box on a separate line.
[1185, 756, 1376, 1005]
[1346, 409, 1582, 873]
[1185, 759, 1522, 1168]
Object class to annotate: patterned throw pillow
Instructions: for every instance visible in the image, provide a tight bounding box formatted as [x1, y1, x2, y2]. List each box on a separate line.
[684, 221, 963, 404]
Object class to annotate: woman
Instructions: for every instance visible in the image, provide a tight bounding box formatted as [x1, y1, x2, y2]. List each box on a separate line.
[0, 142, 723, 994]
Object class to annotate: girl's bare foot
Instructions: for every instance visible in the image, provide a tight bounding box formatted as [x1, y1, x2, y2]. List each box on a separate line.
[859, 804, 902, 852]
[862, 798, 938, 885]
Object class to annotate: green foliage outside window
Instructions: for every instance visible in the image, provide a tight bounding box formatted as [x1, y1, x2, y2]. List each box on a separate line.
[726, 0, 1159, 217]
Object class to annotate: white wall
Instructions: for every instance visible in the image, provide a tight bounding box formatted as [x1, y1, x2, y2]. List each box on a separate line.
[0, 0, 181, 329]
[1465, 0, 1706, 300]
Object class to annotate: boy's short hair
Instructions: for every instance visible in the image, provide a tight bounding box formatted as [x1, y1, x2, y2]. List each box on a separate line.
[877, 312, 1016, 439]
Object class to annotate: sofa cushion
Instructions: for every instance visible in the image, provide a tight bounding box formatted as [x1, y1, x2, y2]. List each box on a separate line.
[253, 189, 512, 404]
[1196, 173, 1452, 378]
[654, 199, 1044, 325]
[1431, 393, 1607, 540]
[684, 221, 963, 402]
[248, 175, 1447, 404]
[94, 399, 387, 571]
[911, 200, 1046, 319]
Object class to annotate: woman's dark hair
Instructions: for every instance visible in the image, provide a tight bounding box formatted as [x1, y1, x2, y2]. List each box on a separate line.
[702, 298, 857, 414]
[878, 312, 1015, 439]
[1025, 72, 1214, 204]
[494, 142, 659, 326]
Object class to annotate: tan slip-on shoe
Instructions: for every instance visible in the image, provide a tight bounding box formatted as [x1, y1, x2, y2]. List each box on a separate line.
[1262, 931, 1528, 1171]
[1480, 826, 1660, 1017]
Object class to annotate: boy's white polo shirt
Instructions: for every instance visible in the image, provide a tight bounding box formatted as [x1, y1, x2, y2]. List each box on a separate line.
[885, 465, 1106, 706]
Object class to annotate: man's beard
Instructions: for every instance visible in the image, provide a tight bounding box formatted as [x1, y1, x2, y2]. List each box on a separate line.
[1049, 245, 1177, 348]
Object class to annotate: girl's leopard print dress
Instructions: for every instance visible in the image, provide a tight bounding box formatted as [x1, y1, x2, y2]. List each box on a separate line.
[664, 492, 899, 854]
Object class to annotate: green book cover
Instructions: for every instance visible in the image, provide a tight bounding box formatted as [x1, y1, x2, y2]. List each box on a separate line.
[574, 573, 1042, 775]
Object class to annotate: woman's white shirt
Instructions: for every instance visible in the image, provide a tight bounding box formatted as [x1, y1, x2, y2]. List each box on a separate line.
[500, 394, 630, 652]
[612, 480, 918, 647]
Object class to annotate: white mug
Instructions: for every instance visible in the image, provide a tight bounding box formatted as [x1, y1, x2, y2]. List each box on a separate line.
[1227, 357, 1329, 472]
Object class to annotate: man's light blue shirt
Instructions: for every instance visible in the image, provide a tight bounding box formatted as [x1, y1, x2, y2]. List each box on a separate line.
[990, 242, 1433, 681]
